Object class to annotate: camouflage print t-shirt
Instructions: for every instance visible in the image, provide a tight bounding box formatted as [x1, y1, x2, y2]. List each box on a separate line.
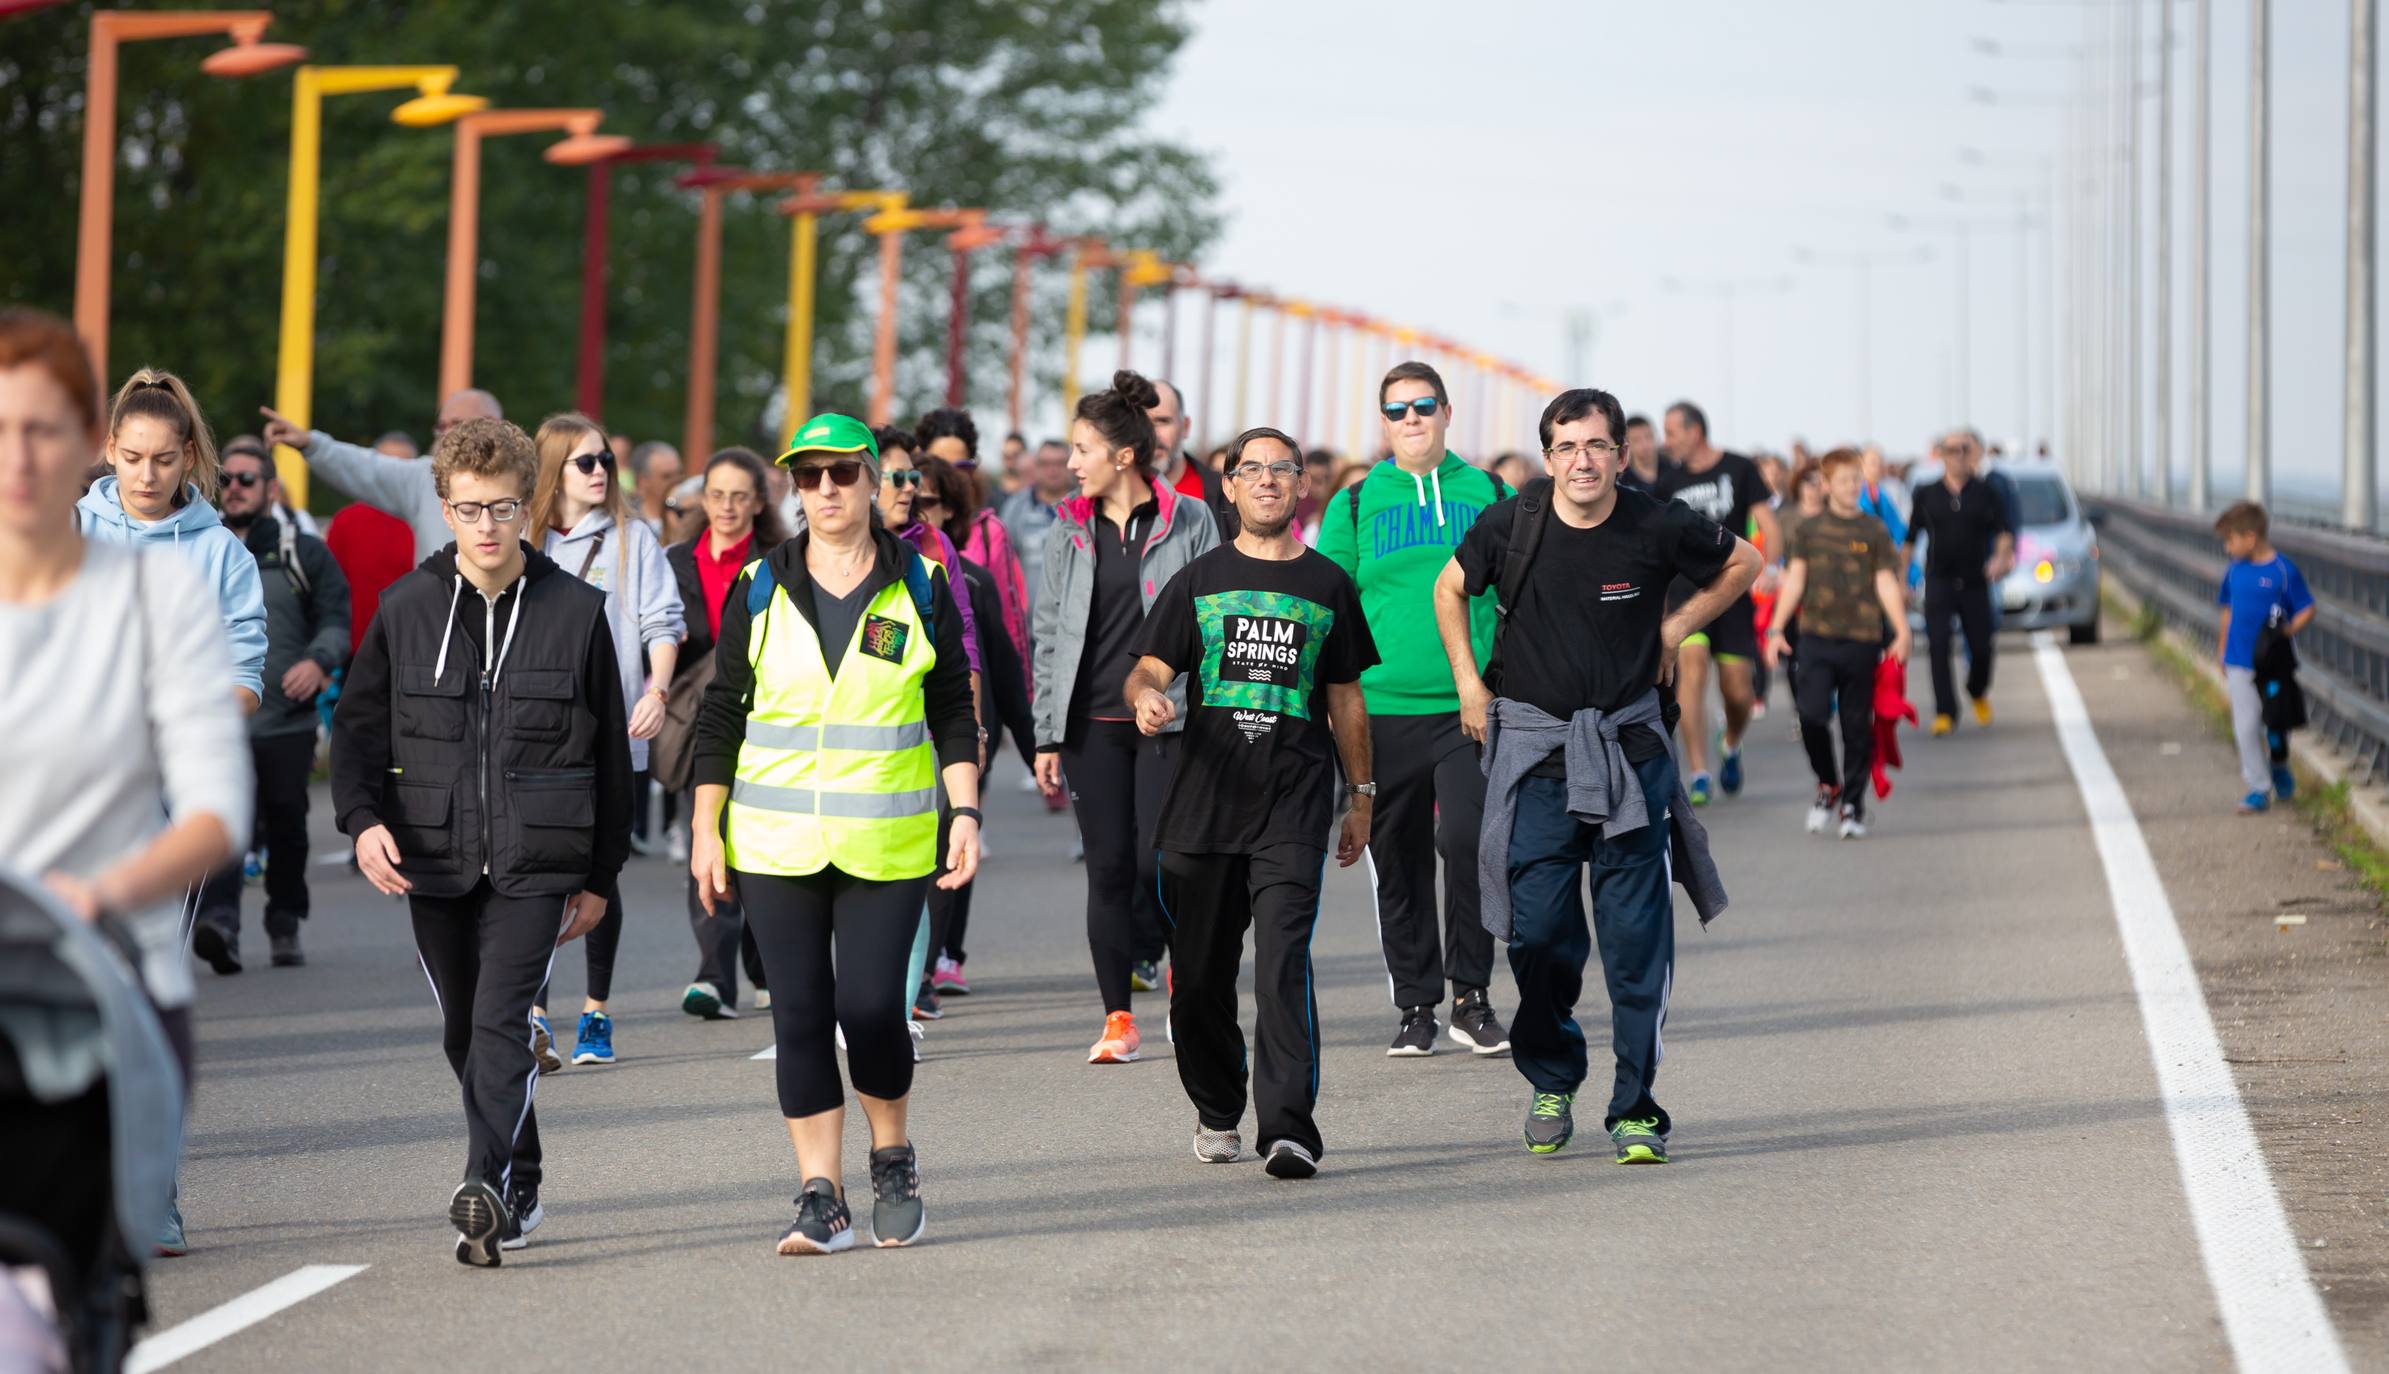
[1131, 545, 1379, 854]
[1789, 509, 1899, 643]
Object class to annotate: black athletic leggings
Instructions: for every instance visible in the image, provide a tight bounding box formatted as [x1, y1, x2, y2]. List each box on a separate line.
[537, 873, 621, 1007]
[926, 804, 973, 971]
[739, 865, 929, 1119]
[1061, 719, 1174, 1014]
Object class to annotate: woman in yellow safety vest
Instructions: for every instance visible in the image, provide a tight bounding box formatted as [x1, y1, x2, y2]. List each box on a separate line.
[689, 413, 981, 1256]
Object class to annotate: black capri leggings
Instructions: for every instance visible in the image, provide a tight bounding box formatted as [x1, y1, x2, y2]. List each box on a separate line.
[538, 873, 622, 1006]
[1061, 719, 1174, 1014]
[739, 865, 929, 1119]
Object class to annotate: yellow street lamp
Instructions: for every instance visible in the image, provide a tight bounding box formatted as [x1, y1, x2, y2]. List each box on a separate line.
[1060, 238, 1113, 417]
[274, 65, 484, 507]
[774, 189, 900, 444]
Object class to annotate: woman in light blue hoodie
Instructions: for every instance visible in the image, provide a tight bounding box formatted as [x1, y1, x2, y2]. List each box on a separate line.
[77, 369, 267, 712]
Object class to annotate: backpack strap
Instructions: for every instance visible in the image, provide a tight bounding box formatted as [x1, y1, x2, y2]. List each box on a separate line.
[901, 546, 937, 641]
[744, 556, 777, 618]
[1485, 476, 1553, 687]
[1346, 483, 1364, 538]
[278, 518, 311, 598]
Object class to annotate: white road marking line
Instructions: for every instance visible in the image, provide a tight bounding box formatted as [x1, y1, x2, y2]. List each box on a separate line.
[125, 1264, 366, 1373]
[2032, 632, 2349, 1373]
[753, 1043, 775, 1059]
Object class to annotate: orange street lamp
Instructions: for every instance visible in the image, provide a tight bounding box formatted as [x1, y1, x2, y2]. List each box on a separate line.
[75, 9, 304, 380]
[1285, 300, 1319, 445]
[436, 109, 627, 404]
[1002, 226, 1069, 437]
[1060, 238, 1114, 417]
[677, 169, 820, 459]
[1115, 249, 1175, 373]
[860, 203, 985, 425]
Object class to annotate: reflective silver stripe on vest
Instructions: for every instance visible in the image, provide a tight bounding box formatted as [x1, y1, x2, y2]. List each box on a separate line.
[744, 720, 930, 751]
[731, 779, 939, 819]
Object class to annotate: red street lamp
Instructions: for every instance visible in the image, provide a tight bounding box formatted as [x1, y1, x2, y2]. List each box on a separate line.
[1005, 225, 1069, 437]
[578, 143, 717, 420]
[945, 220, 1009, 408]
[74, 9, 305, 380]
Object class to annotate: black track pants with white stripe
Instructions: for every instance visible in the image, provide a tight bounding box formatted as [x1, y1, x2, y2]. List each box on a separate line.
[412, 880, 565, 1194]
[1365, 711, 1493, 1009]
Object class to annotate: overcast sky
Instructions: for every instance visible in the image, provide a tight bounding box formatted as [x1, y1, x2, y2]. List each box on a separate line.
[1116, 0, 2368, 510]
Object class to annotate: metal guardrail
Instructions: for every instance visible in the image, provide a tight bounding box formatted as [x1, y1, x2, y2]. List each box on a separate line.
[2087, 496, 2389, 790]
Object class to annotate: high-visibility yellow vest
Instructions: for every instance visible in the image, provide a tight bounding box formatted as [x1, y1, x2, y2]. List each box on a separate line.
[725, 560, 940, 880]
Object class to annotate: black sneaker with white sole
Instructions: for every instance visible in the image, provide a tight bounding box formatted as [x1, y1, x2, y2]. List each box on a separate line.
[501, 1181, 542, 1251]
[450, 1179, 509, 1268]
[1448, 988, 1510, 1055]
[777, 1178, 855, 1255]
[1263, 1141, 1319, 1179]
[1386, 1006, 1437, 1057]
[869, 1144, 925, 1248]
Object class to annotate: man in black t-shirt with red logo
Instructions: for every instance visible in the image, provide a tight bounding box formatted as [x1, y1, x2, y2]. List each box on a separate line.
[1654, 401, 1780, 806]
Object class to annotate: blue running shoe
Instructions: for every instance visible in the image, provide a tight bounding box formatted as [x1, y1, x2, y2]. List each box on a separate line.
[1688, 772, 1713, 807]
[2238, 790, 2271, 814]
[2272, 764, 2296, 802]
[572, 1011, 616, 1065]
[1719, 747, 1744, 797]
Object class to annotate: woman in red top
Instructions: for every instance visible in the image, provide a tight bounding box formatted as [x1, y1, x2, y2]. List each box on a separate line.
[665, 447, 786, 1019]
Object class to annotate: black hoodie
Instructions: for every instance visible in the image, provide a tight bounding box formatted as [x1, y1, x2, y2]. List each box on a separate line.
[332, 542, 633, 893]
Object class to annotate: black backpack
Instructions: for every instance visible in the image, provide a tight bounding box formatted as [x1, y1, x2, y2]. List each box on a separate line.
[1343, 467, 1510, 540]
[1482, 477, 1551, 690]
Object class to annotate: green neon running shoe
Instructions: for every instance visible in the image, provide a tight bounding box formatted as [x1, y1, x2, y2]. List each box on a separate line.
[1524, 1091, 1575, 1154]
[1611, 1116, 1670, 1165]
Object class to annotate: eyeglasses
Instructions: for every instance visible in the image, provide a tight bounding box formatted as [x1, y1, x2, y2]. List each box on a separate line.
[1545, 440, 1621, 464]
[1382, 397, 1442, 421]
[446, 498, 526, 525]
[703, 488, 758, 507]
[1230, 460, 1303, 483]
[883, 469, 923, 489]
[792, 460, 866, 491]
[222, 470, 264, 489]
[569, 451, 618, 476]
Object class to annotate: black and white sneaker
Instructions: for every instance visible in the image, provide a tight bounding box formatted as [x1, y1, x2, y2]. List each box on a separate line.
[500, 1181, 542, 1251]
[1449, 989, 1510, 1055]
[776, 1178, 855, 1255]
[1838, 803, 1868, 840]
[1386, 1006, 1437, 1057]
[1263, 1141, 1319, 1180]
[869, 1145, 925, 1248]
[450, 1179, 509, 1268]
[193, 922, 242, 975]
[1806, 784, 1838, 835]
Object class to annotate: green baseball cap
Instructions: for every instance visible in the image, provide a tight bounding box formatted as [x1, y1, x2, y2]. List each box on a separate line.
[779, 412, 879, 466]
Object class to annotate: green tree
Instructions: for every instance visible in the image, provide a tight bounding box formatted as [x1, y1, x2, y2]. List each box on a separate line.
[0, 0, 1217, 500]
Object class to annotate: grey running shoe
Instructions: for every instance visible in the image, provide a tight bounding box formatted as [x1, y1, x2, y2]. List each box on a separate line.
[1387, 1006, 1437, 1057]
[1448, 989, 1510, 1055]
[1610, 1116, 1671, 1165]
[778, 1178, 855, 1255]
[450, 1179, 509, 1267]
[1524, 1091, 1576, 1155]
[1193, 1126, 1240, 1163]
[869, 1145, 925, 1248]
[1263, 1141, 1318, 1179]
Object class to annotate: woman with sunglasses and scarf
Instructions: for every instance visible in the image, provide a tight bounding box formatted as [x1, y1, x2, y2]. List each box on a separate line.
[692, 413, 979, 1253]
[522, 413, 686, 1069]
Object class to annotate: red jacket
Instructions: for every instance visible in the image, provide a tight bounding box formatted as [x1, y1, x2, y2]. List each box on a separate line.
[324, 503, 415, 657]
[1872, 655, 1917, 799]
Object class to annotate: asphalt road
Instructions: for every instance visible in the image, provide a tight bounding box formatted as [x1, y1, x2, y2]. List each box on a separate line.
[142, 639, 2275, 1372]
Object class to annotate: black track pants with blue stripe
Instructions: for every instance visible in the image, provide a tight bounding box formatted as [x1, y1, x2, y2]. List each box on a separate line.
[1159, 842, 1327, 1160]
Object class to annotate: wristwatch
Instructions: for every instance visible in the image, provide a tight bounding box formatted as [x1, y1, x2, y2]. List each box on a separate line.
[1345, 782, 1377, 798]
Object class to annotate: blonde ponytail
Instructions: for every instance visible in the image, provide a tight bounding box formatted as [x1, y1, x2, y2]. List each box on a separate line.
[108, 367, 220, 503]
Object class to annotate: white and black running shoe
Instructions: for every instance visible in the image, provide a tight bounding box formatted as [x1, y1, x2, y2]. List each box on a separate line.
[869, 1145, 925, 1248]
[1386, 1006, 1437, 1057]
[777, 1178, 855, 1255]
[1838, 804, 1868, 840]
[1448, 989, 1510, 1055]
[450, 1179, 509, 1268]
[1806, 784, 1838, 835]
[1263, 1141, 1319, 1180]
[500, 1181, 542, 1251]
[1193, 1126, 1240, 1163]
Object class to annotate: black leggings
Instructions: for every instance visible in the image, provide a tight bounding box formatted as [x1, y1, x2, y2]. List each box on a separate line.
[538, 873, 622, 1007]
[739, 866, 928, 1119]
[926, 805, 973, 971]
[1062, 720, 1175, 1014]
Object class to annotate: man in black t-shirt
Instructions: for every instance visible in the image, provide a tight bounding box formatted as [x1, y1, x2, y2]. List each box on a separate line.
[1904, 429, 2016, 733]
[1436, 388, 1758, 1161]
[1126, 427, 1379, 1180]
[1654, 401, 1780, 805]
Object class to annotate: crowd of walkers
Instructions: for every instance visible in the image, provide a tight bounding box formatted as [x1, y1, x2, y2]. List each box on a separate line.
[5, 295, 2116, 1285]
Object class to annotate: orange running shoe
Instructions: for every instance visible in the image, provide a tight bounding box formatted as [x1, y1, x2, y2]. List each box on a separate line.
[1088, 1010, 1141, 1064]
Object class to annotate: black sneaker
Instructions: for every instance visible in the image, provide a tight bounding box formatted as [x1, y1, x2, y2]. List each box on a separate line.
[268, 931, 304, 967]
[1129, 959, 1163, 992]
[1448, 989, 1510, 1055]
[912, 983, 943, 1021]
[776, 1178, 855, 1255]
[1263, 1141, 1318, 1179]
[500, 1181, 542, 1251]
[869, 1145, 925, 1248]
[193, 922, 242, 976]
[1386, 1006, 1437, 1057]
[449, 1179, 509, 1268]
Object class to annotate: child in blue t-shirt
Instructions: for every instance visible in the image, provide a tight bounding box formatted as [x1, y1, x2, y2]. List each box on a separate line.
[2213, 501, 2315, 812]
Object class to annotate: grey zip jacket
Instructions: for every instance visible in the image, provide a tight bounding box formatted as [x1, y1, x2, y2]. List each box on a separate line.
[539, 507, 685, 772]
[301, 429, 450, 560]
[1031, 478, 1219, 749]
[1478, 691, 1728, 940]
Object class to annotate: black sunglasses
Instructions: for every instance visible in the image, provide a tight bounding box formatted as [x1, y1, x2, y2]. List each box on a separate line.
[1382, 397, 1441, 421]
[793, 460, 866, 491]
[222, 470, 264, 488]
[570, 451, 618, 476]
[885, 469, 923, 488]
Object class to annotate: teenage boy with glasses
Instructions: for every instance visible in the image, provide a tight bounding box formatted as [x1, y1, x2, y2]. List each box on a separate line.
[330, 417, 632, 1265]
[1318, 361, 1513, 1058]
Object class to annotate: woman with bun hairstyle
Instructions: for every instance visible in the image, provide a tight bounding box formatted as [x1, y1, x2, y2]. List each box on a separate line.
[1031, 371, 1218, 1065]
[916, 407, 1031, 678]
[76, 368, 268, 714]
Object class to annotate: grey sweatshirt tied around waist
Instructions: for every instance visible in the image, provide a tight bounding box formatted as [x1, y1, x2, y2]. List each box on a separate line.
[1477, 691, 1728, 940]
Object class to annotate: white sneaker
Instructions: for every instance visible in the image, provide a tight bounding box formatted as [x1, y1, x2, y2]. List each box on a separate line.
[1838, 810, 1868, 840]
[1806, 786, 1836, 835]
[753, 988, 772, 1010]
[1017, 770, 1041, 793]
[909, 1019, 924, 1063]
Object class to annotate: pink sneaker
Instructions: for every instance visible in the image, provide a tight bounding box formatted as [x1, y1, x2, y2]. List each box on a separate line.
[932, 957, 970, 996]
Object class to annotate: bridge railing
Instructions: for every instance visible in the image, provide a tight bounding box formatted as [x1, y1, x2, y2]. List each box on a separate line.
[2087, 496, 2389, 791]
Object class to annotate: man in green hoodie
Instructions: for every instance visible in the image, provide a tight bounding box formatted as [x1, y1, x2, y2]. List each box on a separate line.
[1319, 361, 1511, 1058]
